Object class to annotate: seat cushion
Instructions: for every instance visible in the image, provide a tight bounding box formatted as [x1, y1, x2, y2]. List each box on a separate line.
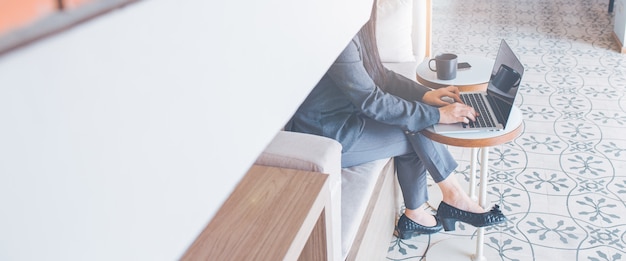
[383, 61, 420, 81]
[376, 0, 415, 63]
[340, 158, 391, 259]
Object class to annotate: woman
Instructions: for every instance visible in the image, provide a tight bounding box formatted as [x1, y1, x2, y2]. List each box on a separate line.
[285, 11, 505, 239]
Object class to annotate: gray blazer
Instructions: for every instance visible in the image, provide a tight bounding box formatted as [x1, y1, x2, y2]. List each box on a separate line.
[286, 35, 440, 152]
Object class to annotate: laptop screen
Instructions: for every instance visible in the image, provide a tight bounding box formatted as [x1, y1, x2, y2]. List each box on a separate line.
[486, 39, 524, 128]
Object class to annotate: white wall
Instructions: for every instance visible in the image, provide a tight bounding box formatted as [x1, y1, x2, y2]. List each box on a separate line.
[0, 0, 372, 260]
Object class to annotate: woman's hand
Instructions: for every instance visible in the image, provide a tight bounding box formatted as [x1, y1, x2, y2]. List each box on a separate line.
[422, 86, 462, 107]
[438, 102, 478, 124]
[423, 86, 478, 124]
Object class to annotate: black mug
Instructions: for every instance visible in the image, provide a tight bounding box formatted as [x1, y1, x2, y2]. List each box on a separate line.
[491, 64, 521, 93]
[428, 53, 458, 80]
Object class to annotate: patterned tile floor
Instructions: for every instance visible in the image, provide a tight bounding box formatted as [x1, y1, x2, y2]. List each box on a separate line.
[387, 0, 626, 260]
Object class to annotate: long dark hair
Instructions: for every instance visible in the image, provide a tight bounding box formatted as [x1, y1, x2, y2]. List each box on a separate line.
[358, 2, 388, 88]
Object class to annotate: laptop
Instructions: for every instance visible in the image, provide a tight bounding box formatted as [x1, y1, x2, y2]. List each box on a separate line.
[432, 39, 524, 134]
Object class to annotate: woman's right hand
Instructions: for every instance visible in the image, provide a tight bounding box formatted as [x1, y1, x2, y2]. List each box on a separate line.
[438, 103, 478, 124]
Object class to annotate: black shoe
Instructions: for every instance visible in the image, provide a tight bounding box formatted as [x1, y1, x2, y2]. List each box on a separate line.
[436, 201, 506, 231]
[395, 214, 443, 239]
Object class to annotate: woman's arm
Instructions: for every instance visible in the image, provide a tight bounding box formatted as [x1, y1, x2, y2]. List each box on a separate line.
[327, 38, 440, 132]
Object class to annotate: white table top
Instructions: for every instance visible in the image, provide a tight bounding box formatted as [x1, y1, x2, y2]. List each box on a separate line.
[417, 55, 495, 86]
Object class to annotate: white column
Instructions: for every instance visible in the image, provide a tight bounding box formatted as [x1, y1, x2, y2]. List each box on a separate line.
[472, 147, 490, 261]
[614, 0, 626, 53]
[469, 148, 478, 201]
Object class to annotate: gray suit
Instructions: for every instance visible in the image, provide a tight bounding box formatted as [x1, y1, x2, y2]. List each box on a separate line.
[286, 32, 457, 210]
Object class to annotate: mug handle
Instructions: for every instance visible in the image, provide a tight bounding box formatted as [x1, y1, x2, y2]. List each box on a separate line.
[428, 59, 437, 72]
[512, 71, 522, 87]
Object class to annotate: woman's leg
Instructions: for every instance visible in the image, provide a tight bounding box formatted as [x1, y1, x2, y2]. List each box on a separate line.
[341, 119, 435, 225]
[394, 153, 434, 226]
[406, 132, 487, 217]
[342, 118, 501, 232]
[342, 118, 458, 226]
[437, 175, 485, 213]
[399, 132, 459, 226]
[406, 133, 506, 231]
[340, 118, 413, 168]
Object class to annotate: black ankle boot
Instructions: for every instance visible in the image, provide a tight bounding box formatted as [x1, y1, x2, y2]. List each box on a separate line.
[395, 214, 443, 239]
[436, 201, 506, 231]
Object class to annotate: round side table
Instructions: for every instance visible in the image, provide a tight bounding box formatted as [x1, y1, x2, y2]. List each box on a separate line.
[421, 106, 523, 261]
[416, 55, 494, 92]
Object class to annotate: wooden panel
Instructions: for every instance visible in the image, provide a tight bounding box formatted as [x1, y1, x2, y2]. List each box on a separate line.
[181, 165, 331, 261]
[298, 209, 329, 261]
[0, 0, 57, 35]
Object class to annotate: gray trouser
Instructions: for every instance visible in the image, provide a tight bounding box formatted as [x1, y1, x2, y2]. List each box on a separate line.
[341, 117, 458, 210]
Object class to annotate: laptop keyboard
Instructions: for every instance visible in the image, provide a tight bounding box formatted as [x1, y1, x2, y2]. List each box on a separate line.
[460, 93, 497, 128]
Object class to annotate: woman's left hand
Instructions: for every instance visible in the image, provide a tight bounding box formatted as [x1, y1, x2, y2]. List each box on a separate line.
[422, 86, 462, 107]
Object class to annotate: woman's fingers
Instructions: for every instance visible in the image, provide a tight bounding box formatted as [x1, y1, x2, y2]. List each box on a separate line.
[439, 102, 479, 124]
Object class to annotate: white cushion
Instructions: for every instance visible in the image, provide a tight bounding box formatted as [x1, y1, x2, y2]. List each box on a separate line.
[412, 0, 429, 60]
[376, 0, 415, 63]
[255, 131, 342, 178]
[340, 158, 391, 259]
[382, 61, 419, 81]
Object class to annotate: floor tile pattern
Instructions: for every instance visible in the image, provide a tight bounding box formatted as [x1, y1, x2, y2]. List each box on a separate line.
[387, 0, 626, 260]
